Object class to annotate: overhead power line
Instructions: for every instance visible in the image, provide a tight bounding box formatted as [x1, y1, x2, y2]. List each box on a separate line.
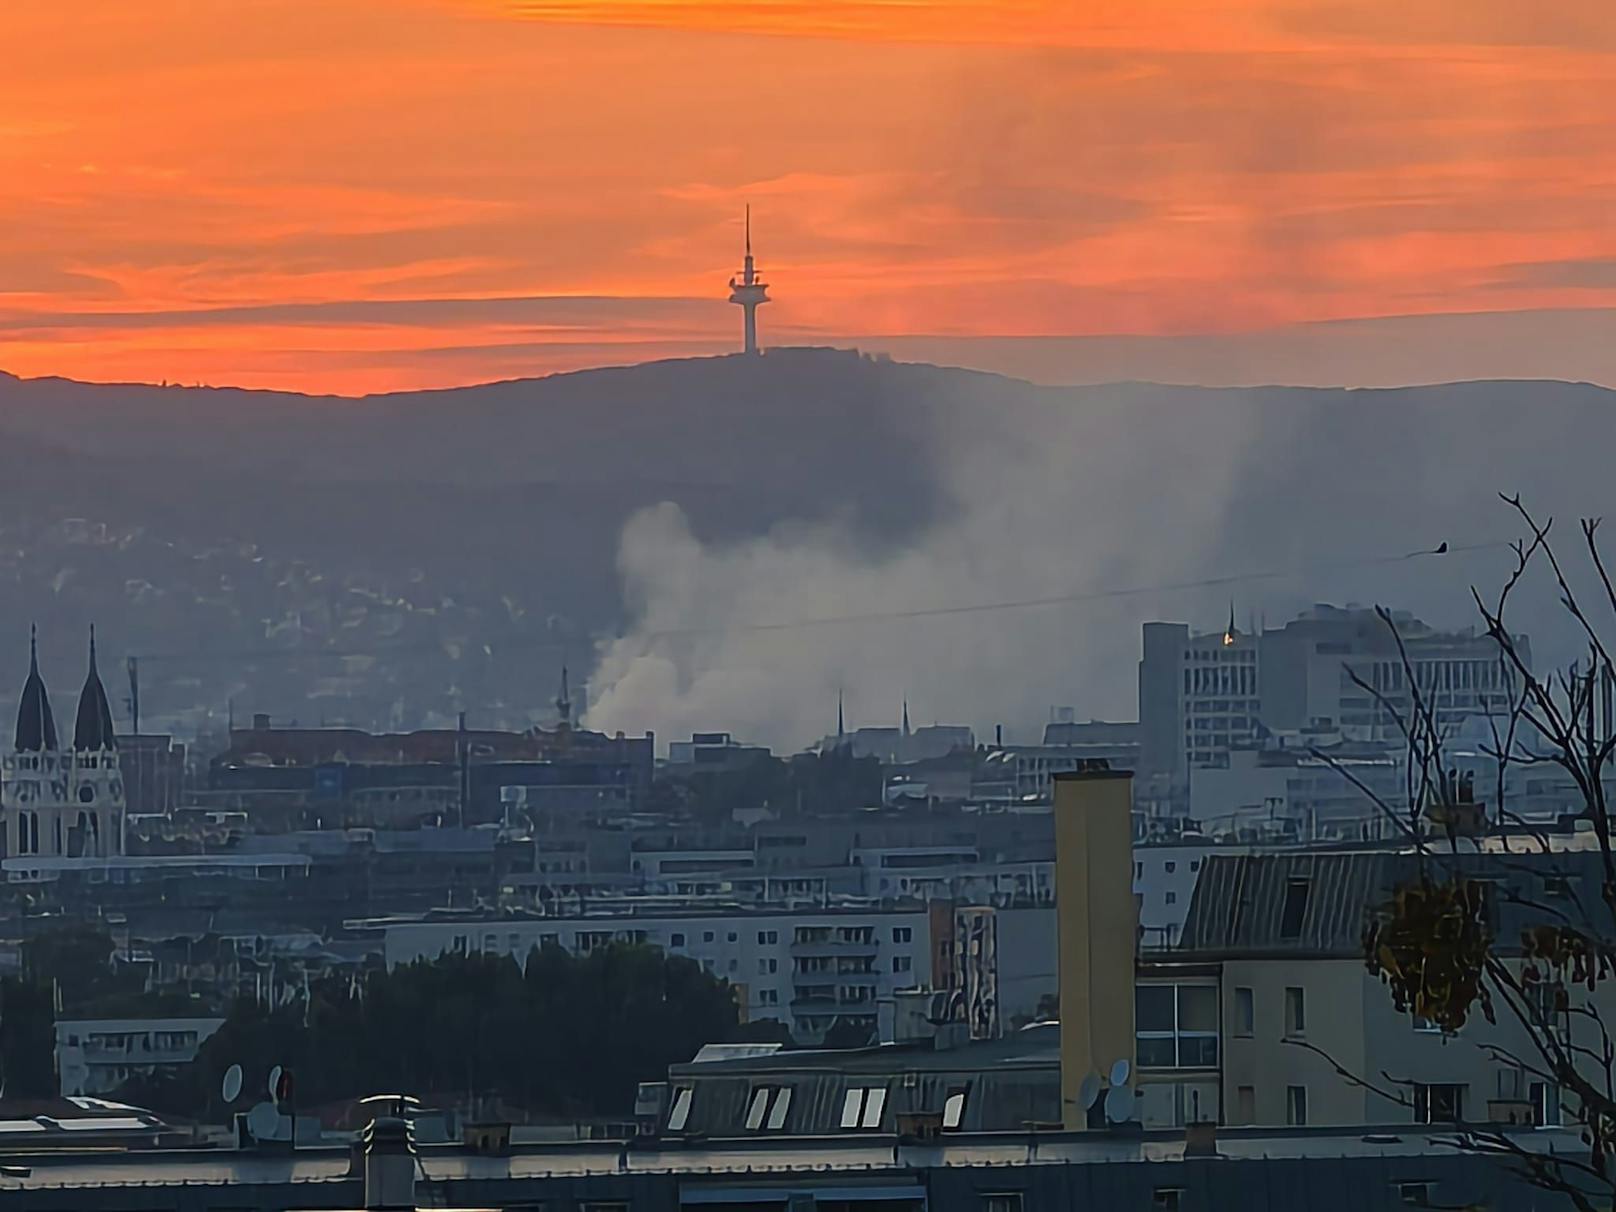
[129, 538, 1505, 666]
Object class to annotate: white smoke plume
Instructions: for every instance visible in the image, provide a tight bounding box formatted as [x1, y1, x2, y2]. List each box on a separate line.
[584, 385, 1298, 751]
[581, 374, 1601, 755]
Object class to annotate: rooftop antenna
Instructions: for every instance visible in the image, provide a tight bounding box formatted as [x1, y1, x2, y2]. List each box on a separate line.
[555, 665, 573, 729]
[457, 710, 469, 829]
[125, 656, 140, 736]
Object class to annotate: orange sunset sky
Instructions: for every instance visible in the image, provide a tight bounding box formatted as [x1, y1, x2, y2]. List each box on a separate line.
[1, 0, 1614, 394]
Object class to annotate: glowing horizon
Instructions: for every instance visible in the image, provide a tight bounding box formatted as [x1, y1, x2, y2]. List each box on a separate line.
[1, 0, 1613, 393]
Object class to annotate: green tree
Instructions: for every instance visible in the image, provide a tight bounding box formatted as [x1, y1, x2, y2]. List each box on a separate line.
[173, 943, 738, 1121]
[0, 976, 56, 1099]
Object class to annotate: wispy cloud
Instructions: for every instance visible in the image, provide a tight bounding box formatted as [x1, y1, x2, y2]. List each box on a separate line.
[0, 0, 1613, 390]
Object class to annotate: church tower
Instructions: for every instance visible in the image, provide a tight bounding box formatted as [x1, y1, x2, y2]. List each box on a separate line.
[3, 626, 68, 858]
[69, 627, 123, 858]
[1, 627, 125, 861]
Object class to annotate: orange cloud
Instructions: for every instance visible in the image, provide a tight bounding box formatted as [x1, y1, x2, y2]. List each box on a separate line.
[0, 0, 1612, 392]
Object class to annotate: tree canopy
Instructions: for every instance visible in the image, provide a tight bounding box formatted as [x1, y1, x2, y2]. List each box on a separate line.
[138, 943, 738, 1122]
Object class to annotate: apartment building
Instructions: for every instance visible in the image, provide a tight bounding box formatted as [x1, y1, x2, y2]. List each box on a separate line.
[382, 905, 933, 1043]
[55, 1016, 226, 1098]
[1136, 849, 1600, 1129]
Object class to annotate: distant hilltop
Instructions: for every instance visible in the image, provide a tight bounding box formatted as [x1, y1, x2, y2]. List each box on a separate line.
[0, 353, 1611, 740]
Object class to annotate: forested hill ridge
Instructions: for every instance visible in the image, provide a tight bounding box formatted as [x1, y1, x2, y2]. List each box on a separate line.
[0, 349, 1610, 739]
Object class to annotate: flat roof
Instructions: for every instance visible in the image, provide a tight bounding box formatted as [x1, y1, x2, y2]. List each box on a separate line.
[5, 1127, 1586, 1193]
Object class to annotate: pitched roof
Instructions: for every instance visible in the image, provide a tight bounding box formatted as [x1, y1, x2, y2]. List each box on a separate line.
[73, 628, 117, 752]
[1177, 847, 1602, 958]
[14, 627, 58, 752]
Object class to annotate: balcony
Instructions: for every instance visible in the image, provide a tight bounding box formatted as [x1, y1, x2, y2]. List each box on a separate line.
[790, 935, 878, 958]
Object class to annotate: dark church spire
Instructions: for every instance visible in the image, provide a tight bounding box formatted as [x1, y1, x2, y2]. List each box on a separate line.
[15, 624, 59, 752]
[74, 625, 117, 752]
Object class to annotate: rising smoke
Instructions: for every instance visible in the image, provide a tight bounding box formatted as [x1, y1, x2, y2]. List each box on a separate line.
[581, 378, 1566, 753]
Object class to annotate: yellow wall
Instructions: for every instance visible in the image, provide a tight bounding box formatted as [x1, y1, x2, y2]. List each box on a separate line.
[1053, 769, 1137, 1128]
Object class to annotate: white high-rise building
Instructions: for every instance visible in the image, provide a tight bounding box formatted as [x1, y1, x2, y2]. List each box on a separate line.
[1140, 605, 1526, 796]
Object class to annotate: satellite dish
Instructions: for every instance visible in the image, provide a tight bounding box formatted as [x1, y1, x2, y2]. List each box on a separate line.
[246, 1101, 283, 1141]
[221, 1064, 243, 1104]
[1104, 1084, 1134, 1124]
[1109, 1058, 1131, 1087]
[1079, 1074, 1102, 1110]
[268, 1065, 284, 1102]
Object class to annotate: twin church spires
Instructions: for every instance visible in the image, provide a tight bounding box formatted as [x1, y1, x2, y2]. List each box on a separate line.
[4, 627, 124, 861]
[14, 625, 117, 754]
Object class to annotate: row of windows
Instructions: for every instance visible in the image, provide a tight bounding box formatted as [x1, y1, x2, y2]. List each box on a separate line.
[667, 1084, 973, 1136]
[1132, 859, 1200, 877]
[449, 923, 918, 956]
[1183, 664, 1258, 695]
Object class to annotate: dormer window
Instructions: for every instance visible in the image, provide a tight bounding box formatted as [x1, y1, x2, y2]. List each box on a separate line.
[666, 1086, 693, 1132]
[839, 1086, 887, 1130]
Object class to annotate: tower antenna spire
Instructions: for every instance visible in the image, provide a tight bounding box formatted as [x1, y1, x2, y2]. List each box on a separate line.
[727, 206, 771, 355]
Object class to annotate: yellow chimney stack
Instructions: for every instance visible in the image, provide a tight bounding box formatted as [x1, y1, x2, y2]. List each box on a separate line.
[1053, 766, 1137, 1129]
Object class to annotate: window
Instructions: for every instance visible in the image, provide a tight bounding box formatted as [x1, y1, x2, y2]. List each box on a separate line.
[766, 1085, 792, 1130]
[670, 932, 686, 947]
[757, 929, 778, 944]
[942, 1088, 968, 1129]
[745, 1086, 771, 1131]
[1234, 987, 1254, 1037]
[1236, 1085, 1255, 1125]
[1164, 861, 1176, 874]
[1284, 986, 1306, 1036]
[759, 989, 778, 1005]
[1280, 878, 1311, 939]
[1526, 978, 1568, 1036]
[893, 926, 913, 943]
[759, 958, 778, 974]
[1398, 1182, 1431, 1206]
[703, 931, 715, 943]
[983, 1196, 1024, 1212]
[1153, 1189, 1183, 1211]
[1531, 1081, 1561, 1127]
[1413, 1083, 1464, 1124]
[745, 1086, 792, 1132]
[840, 1086, 888, 1130]
[1136, 984, 1219, 1069]
[1286, 1084, 1308, 1126]
[1165, 891, 1177, 905]
[666, 1086, 693, 1132]
[893, 955, 912, 973]
[728, 931, 738, 943]
[840, 1087, 863, 1128]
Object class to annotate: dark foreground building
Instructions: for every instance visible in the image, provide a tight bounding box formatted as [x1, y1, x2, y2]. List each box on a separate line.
[0, 1125, 1590, 1211]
